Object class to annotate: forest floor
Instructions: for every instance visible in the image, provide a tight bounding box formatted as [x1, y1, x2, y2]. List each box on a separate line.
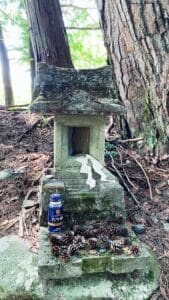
[0, 110, 169, 300]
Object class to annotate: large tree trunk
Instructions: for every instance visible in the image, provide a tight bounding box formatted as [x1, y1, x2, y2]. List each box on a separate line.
[25, 0, 73, 68]
[97, 0, 169, 151]
[0, 23, 14, 106]
[29, 36, 35, 98]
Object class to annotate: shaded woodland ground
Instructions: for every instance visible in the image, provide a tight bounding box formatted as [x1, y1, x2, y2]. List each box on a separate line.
[0, 110, 169, 299]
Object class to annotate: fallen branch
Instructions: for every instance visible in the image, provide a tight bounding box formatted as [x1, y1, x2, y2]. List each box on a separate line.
[0, 220, 8, 229]
[123, 167, 138, 190]
[108, 165, 142, 209]
[119, 137, 143, 143]
[106, 152, 157, 226]
[116, 147, 138, 190]
[19, 209, 29, 237]
[106, 151, 142, 209]
[0, 216, 19, 232]
[124, 150, 153, 201]
[5, 217, 19, 230]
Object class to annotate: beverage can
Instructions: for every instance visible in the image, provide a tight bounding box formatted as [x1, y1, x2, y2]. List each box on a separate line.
[48, 194, 63, 233]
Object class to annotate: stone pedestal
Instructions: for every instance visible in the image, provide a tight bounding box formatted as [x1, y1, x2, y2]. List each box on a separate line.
[38, 156, 159, 299]
[39, 227, 159, 300]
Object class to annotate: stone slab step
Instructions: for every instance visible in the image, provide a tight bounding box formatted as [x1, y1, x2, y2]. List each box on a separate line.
[38, 227, 158, 281]
[43, 273, 159, 300]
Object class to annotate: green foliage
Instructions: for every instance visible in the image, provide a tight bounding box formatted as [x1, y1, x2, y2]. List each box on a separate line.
[105, 142, 118, 159]
[0, 0, 29, 63]
[14, 9, 29, 63]
[62, 0, 107, 68]
[0, 0, 106, 68]
[68, 30, 106, 68]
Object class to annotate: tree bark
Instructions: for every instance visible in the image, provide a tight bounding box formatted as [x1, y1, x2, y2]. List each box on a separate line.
[97, 0, 169, 147]
[0, 23, 14, 106]
[29, 36, 35, 98]
[25, 0, 73, 68]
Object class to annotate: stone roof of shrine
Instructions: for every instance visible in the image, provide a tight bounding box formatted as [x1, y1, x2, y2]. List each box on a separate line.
[30, 63, 125, 115]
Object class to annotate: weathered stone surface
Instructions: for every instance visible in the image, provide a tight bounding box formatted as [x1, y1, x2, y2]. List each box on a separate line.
[54, 115, 106, 166]
[39, 227, 159, 300]
[0, 236, 43, 300]
[44, 274, 159, 300]
[39, 158, 125, 227]
[38, 227, 159, 281]
[30, 63, 125, 115]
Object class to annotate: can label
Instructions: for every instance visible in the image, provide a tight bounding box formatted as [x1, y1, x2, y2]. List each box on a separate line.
[48, 205, 63, 233]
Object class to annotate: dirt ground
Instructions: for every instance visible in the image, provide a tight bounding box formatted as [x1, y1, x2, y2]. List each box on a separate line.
[0, 110, 169, 299]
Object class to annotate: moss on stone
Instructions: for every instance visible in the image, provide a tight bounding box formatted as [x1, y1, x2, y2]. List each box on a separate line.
[145, 270, 155, 282]
[82, 256, 109, 274]
[79, 193, 96, 201]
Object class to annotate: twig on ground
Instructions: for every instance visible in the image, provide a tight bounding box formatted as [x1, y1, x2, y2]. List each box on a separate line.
[0, 220, 8, 229]
[0, 217, 19, 231]
[106, 151, 157, 227]
[124, 150, 153, 201]
[19, 209, 29, 236]
[116, 148, 138, 190]
[106, 151, 142, 209]
[4, 217, 19, 231]
[123, 168, 138, 190]
[108, 165, 141, 208]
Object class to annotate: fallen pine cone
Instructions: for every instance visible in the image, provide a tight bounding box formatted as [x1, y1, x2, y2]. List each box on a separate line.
[131, 245, 140, 256]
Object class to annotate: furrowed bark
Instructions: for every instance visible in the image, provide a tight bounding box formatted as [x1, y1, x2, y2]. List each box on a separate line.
[97, 0, 169, 149]
[25, 0, 73, 68]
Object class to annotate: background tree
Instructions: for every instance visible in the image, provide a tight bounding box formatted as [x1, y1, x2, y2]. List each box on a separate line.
[25, 0, 73, 68]
[0, 22, 14, 106]
[0, 0, 106, 104]
[97, 0, 169, 152]
[61, 0, 106, 68]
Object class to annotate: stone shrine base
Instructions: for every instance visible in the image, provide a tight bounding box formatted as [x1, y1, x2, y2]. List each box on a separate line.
[39, 227, 160, 300]
[44, 275, 158, 300]
[40, 158, 126, 228]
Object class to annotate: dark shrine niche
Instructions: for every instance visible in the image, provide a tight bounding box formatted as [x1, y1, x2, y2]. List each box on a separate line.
[68, 127, 90, 156]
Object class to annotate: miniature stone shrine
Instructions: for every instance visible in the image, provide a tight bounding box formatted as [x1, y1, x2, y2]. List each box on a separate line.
[30, 63, 159, 300]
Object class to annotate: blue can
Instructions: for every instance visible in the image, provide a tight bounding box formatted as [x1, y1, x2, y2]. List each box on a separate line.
[48, 194, 63, 233]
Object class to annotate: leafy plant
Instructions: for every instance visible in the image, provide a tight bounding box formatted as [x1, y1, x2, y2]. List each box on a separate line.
[105, 142, 118, 158]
